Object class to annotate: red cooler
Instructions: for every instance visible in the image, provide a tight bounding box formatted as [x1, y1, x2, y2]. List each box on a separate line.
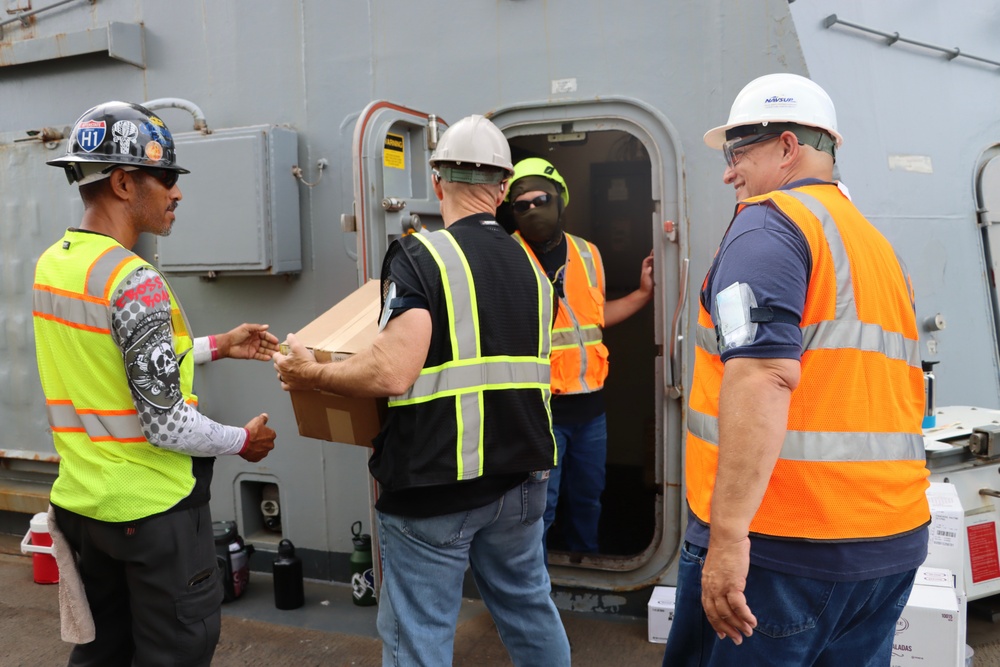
[20, 512, 59, 584]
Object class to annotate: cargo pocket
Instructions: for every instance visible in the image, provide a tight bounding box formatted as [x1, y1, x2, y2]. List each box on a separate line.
[176, 562, 224, 624]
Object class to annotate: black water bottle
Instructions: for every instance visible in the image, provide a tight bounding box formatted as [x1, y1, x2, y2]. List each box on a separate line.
[272, 539, 304, 610]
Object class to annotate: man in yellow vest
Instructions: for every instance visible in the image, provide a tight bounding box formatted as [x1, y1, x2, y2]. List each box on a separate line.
[274, 115, 571, 666]
[507, 158, 653, 554]
[662, 74, 930, 666]
[34, 101, 278, 667]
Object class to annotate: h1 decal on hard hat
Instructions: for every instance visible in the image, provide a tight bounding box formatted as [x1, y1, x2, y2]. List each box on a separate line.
[76, 120, 106, 152]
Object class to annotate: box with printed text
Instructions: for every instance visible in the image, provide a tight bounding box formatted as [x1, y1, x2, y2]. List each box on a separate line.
[924, 482, 966, 594]
[647, 585, 676, 644]
[890, 567, 963, 667]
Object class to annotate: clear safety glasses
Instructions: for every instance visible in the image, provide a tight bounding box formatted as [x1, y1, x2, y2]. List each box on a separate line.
[722, 133, 781, 169]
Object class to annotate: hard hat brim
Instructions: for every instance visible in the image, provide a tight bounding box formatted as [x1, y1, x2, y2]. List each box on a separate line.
[704, 120, 844, 150]
[46, 154, 190, 174]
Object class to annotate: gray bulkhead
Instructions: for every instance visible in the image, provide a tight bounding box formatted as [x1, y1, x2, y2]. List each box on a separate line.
[2, 0, 998, 612]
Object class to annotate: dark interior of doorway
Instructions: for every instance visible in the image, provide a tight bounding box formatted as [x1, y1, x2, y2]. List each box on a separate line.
[502, 130, 657, 558]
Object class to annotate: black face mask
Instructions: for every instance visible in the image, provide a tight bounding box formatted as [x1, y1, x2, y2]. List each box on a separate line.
[515, 201, 561, 244]
[510, 175, 564, 245]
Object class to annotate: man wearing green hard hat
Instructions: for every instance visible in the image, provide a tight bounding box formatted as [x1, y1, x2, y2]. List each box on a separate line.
[507, 157, 654, 556]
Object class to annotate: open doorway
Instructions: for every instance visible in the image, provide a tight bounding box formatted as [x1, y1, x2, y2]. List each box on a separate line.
[500, 130, 658, 560]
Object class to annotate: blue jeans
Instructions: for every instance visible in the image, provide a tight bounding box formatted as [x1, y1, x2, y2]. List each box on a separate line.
[662, 542, 917, 667]
[376, 475, 570, 667]
[545, 413, 607, 553]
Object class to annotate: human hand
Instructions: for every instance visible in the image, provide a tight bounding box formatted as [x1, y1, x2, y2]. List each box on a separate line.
[701, 536, 757, 644]
[219, 323, 280, 361]
[638, 250, 654, 298]
[240, 413, 276, 462]
[273, 333, 318, 392]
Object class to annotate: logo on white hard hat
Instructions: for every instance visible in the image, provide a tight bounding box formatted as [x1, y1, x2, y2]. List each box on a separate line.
[763, 95, 796, 108]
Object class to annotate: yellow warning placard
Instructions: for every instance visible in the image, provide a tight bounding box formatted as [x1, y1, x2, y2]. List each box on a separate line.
[384, 132, 405, 170]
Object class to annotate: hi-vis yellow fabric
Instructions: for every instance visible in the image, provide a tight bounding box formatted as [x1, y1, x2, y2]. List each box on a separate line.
[33, 230, 199, 522]
[687, 184, 929, 541]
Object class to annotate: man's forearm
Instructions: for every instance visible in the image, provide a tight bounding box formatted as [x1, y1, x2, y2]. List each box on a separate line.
[604, 289, 651, 327]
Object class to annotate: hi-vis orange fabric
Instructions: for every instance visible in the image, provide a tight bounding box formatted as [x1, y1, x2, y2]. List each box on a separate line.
[514, 232, 609, 395]
[687, 184, 929, 541]
[33, 230, 199, 522]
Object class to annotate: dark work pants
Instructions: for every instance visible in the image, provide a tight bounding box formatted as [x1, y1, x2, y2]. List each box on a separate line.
[53, 503, 224, 667]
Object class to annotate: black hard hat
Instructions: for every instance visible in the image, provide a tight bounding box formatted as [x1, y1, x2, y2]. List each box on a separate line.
[47, 101, 190, 183]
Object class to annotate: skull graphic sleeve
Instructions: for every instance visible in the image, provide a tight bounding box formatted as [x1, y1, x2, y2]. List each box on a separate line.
[110, 265, 247, 456]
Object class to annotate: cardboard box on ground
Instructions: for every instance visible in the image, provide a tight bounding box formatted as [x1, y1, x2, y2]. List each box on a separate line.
[283, 280, 386, 446]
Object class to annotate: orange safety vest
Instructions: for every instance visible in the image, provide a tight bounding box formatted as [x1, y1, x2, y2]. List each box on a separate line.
[514, 231, 609, 395]
[686, 184, 929, 541]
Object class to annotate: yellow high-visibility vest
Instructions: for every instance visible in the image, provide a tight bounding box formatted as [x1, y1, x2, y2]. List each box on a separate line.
[33, 230, 199, 522]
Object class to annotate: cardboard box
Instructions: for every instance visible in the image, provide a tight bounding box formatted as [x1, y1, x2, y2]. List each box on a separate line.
[647, 585, 676, 643]
[925, 482, 966, 594]
[285, 280, 386, 446]
[890, 567, 963, 667]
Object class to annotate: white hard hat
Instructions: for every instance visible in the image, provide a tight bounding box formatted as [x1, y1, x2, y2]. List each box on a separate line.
[704, 73, 843, 150]
[429, 114, 513, 176]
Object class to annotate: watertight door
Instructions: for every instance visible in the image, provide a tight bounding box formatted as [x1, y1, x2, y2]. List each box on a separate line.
[351, 102, 448, 283]
[490, 99, 686, 590]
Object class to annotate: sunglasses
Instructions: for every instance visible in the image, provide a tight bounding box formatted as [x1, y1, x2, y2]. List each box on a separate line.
[511, 193, 553, 214]
[139, 167, 180, 190]
[722, 133, 781, 169]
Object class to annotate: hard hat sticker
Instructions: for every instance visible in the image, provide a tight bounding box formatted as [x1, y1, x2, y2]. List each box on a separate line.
[140, 122, 173, 148]
[76, 120, 106, 152]
[149, 116, 165, 127]
[763, 95, 796, 109]
[145, 141, 164, 162]
[112, 120, 139, 154]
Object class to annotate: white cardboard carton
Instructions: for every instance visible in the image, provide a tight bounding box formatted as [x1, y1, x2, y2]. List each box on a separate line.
[925, 482, 966, 594]
[890, 567, 962, 667]
[647, 586, 676, 644]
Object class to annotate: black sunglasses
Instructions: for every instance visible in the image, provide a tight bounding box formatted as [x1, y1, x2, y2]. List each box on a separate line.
[138, 167, 180, 190]
[511, 193, 553, 214]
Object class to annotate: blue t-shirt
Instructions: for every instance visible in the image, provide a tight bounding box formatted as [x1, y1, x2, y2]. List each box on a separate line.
[685, 179, 927, 582]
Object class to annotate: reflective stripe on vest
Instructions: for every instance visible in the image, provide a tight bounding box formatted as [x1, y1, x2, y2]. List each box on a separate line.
[389, 229, 553, 479]
[687, 184, 928, 541]
[514, 232, 607, 394]
[687, 410, 925, 462]
[46, 400, 146, 442]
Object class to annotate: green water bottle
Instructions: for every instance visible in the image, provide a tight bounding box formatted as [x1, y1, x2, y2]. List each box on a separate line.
[350, 521, 376, 606]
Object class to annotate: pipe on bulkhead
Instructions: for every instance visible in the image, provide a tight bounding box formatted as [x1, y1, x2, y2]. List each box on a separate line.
[142, 98, 211, 134]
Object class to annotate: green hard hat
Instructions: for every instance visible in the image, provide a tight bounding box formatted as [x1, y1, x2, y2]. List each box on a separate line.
[507, 157, 569, 208]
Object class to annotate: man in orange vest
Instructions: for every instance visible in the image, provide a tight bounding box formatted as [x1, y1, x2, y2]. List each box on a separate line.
[662, 74, 929, 666]
[507, 158, 653, 554]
